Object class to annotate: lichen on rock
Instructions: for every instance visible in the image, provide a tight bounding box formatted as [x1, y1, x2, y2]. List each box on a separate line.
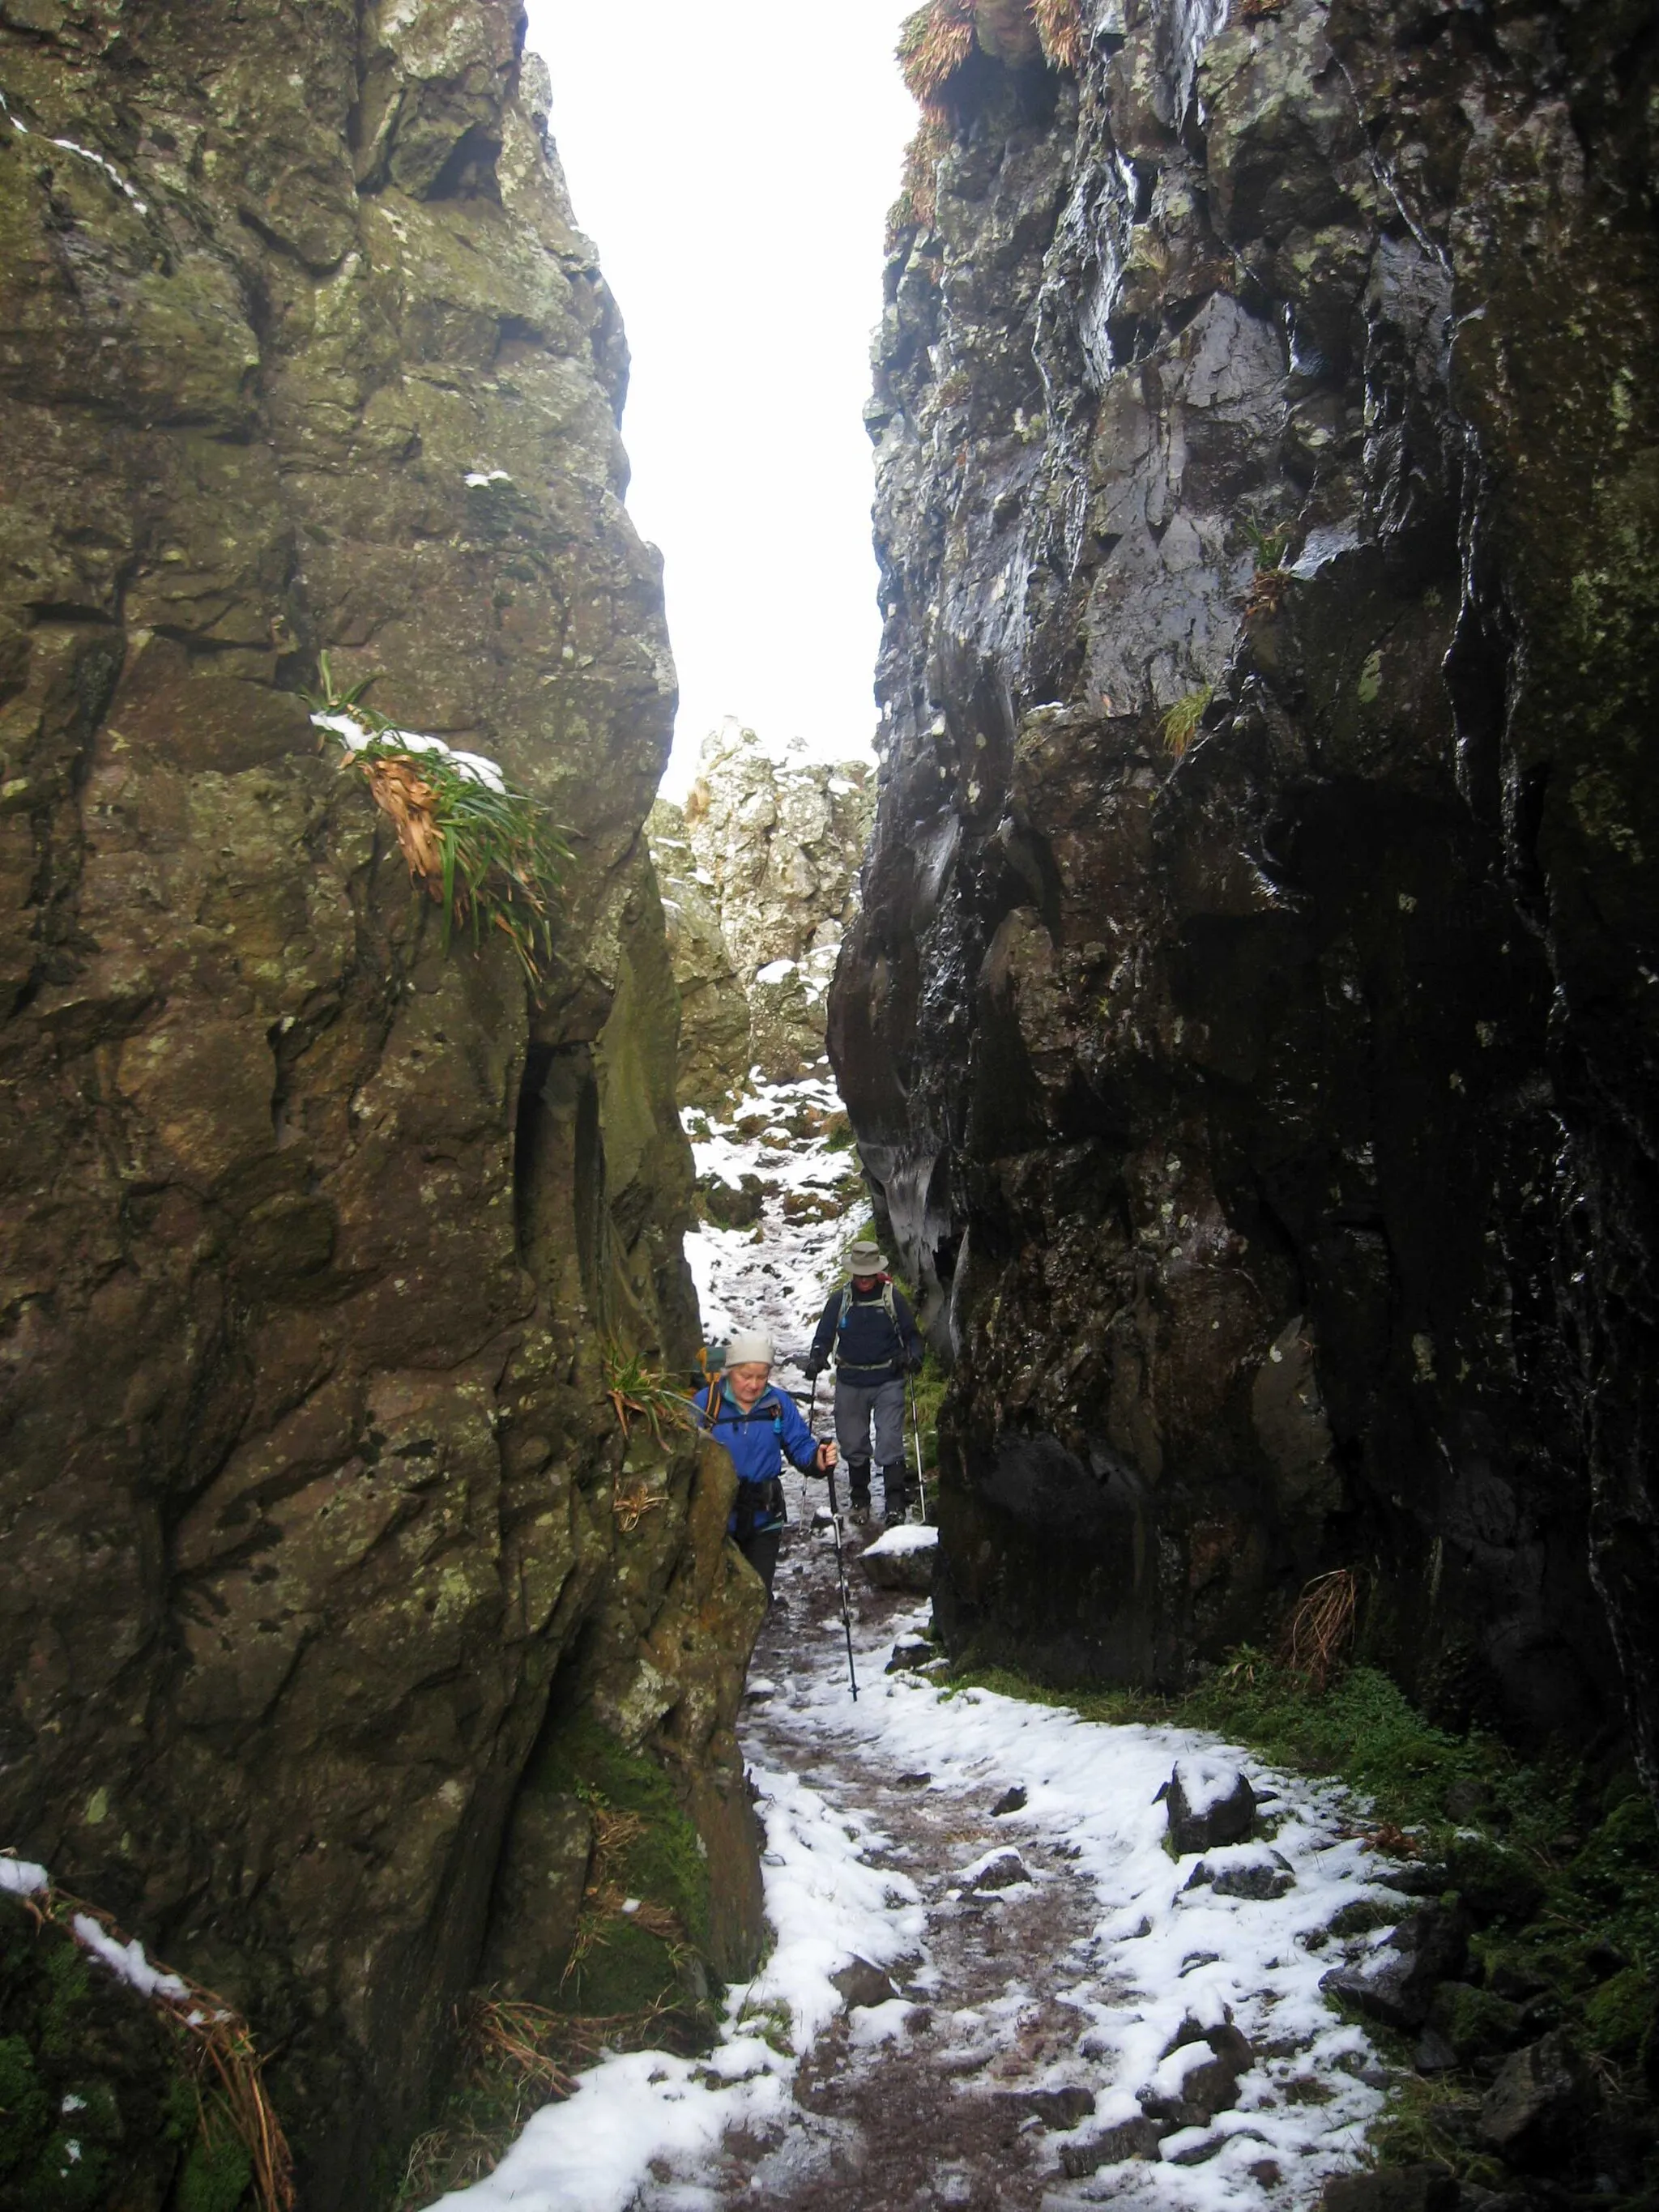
[0, 2, 764, 2200]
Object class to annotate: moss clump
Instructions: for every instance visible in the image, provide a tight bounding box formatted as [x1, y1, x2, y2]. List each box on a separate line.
[0, 1894, 258, 2212]
[176, 2113, 254, 2212]
[525, 1717, 711, 2018]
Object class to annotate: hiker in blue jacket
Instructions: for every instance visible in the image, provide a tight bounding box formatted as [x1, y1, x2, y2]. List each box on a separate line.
[698, 1329, 835, 1596]
[803, 1240, 923, 1525]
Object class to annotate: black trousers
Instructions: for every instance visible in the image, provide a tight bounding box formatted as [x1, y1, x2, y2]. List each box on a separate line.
[737, 1527, 782, 1596]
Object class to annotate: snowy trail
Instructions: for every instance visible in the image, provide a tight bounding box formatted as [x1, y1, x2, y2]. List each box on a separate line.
[437, 1075, 1400, 2212]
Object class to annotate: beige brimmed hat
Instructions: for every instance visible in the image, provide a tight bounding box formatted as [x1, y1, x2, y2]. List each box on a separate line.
[847, 1240, 887, 1273]
[723, 1330, 774, 1367]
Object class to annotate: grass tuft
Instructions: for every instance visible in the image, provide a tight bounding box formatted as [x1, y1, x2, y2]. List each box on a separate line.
[308, 653, 570, 996]
[599, 1344, 698, 1450]
[1160, 683, 1213, 757]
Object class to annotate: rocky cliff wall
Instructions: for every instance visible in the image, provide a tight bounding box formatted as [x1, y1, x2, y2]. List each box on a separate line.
[682, 724, 875, 1085]
[648, 726, 875, 1104]
[0, 4, 762, 2199]
[831, 0, 1659, 1781]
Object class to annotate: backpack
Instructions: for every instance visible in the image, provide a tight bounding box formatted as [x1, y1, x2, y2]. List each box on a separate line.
[836, 1276, 900, 1349]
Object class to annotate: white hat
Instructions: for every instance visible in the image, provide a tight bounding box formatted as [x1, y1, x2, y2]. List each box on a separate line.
[723, 1330, 774, 1367]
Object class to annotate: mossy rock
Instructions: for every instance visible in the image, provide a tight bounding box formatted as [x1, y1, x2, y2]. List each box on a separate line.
[1583, 1966, 1658, 2067]
[0, 1894, 216, 2211]
[1444, 1835, 1546, 1927]
[515, 1715, 714, 2022]
[1426, 1980, 1527, 2065]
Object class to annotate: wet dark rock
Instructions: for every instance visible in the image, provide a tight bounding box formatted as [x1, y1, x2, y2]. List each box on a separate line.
[830, 0, 1652, 1790]
[1478, 2031, 1591, 2167]
[991, 1784, 1030, 1816]
[1378, 1865, 1452, 1900]
[962, 1848, 1032, 1893]
[1320, 2167, 1460, 2212]
[1001, 2083, 1096, 2130]
[887, 1636, 938, 1673]
[1184, 1847, 1295, 1900]
[1059, 2115, 1167, 2173]
[1141, 2022, 1254, 2128]
[831, 1957, 900, 2011]
[1164, 1760, 1256, 1855]
[1320, 1903, 1471, 2030]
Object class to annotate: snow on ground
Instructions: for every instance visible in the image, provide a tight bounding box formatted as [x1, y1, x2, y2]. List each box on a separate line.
[437, 1071, 1396, 2211]
[683, 1064, 865, 1380]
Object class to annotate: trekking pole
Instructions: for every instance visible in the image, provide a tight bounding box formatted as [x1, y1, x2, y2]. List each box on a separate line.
[822, 1459, 859, 1702]
[906, 1370, 929, 1525]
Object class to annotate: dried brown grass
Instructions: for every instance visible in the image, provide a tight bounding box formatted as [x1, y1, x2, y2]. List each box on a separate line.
[1277, 1567, 1360, 1692]
[899, 0, 1082, 121]
[7, 1871, 293, 2211]
[1033, 0, 1084, 69]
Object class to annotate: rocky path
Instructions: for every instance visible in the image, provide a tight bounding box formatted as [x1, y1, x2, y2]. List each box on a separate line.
[443, 1082, 1404, 2212]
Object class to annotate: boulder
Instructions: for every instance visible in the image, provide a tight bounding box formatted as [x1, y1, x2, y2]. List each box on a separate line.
[859, 1523, 938, 1592]
[1425, 1980, 1528, 2065]
[991, 1784, 1029, 1816]
[1163, 1758, 1256, 1855]
[1059, 2116, 1166, 2174]
[1183, 1846, 1294, 1899]
[1320, 1903, 1471, 2031]
[1478, 2031, 1589, 2166]
[831, 1956, 899, 2010]
[1445, 1835, 1546, 1928]
[1320, 2169, 1460, 2212]
[962, 1848, 1032, 1894]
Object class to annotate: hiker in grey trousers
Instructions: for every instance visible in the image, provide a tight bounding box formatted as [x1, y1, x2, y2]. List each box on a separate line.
[803, 1239, 924, 1525]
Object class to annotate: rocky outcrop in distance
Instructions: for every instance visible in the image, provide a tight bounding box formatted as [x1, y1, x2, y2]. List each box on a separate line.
[0, 3, 762, 2199]
[652, 723, 875, 1099]
[830, 0, 1659, 1790]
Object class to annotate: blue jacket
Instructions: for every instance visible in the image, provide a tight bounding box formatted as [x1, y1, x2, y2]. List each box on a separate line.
[699, 1382, 820, 1533]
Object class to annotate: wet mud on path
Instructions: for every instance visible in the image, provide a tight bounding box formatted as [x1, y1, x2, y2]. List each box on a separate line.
[718, 1511, 1111, 2210]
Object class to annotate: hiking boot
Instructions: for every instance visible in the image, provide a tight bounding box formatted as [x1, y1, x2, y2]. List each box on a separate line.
[847, 1460, 872, 1519]
[880, 1464, 910, 1524]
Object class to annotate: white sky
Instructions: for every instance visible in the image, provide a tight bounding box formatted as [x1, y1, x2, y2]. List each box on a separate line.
[522, 0, 919, 799]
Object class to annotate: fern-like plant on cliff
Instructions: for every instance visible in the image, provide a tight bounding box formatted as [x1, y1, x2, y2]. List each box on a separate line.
[308, 654, 570, 995]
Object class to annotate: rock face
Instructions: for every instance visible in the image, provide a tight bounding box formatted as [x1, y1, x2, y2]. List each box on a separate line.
[0, 5, 761, 2200]
[649, 797, 753, 1108]
[830, 0, 1659, 1775]
[684, 722, 875, 1082]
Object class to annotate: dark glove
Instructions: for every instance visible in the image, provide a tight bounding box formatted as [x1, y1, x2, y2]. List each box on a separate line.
[906, 1350, 926, 1375]
[803, 1357, 823, 1382]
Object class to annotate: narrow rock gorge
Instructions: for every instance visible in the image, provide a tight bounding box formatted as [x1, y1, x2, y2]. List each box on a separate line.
[830, 0, 1659, 1788]
[0, 3, 762, 2201]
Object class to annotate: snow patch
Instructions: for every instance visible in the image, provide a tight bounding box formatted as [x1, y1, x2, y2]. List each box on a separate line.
[755, 957, 797, 985]
[862, 1523, 938, 1558]
[311, 710, 509, 794]
[71, 1914, 189, 2001]
[0, 1856, 47, 1896]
